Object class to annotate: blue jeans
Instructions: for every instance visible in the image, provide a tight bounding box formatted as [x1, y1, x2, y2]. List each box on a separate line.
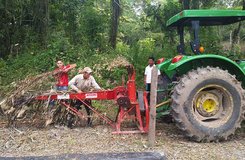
[56, 86, 68, 91]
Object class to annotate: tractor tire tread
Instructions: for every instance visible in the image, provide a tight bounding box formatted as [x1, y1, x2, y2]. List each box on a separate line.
[171, 66, 245, 142]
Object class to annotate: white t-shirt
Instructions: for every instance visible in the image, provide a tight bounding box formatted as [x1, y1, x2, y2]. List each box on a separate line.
[144, 65, 161, 84]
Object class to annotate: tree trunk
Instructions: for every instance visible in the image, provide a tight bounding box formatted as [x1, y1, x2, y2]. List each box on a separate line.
[109, 0, 120, 49]
[230, 0, 244, 54]
[33, 0, 49, 48]
[0, 0, 11, 58]
[179, 0, 190, 9]
[230, 22, 241, 53]
[191, 0, 200, 9]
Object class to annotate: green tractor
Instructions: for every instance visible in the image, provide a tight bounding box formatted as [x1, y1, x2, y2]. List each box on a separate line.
[156, 10, 245, 142]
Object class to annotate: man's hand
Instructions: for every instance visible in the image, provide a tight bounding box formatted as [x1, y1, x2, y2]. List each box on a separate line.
[52, 69, 62, 76]
[70, 64, 77, 69]
[64, 64, 77, 73]
[77, 90, 82, 93]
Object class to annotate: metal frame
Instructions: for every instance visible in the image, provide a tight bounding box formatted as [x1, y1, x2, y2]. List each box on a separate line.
[36, 66, 149, 134]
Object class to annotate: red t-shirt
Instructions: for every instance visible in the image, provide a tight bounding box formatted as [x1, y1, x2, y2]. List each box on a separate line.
[54, 64, 71, 86]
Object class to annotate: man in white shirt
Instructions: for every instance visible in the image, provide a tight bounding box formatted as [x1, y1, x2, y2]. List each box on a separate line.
[144, 57, 161, 92]
[69, 67, 101, 92]
[68, 67, 101, 128]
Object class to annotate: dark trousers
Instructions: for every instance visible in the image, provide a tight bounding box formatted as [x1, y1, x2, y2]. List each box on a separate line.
[145, 83, 151, 92]
[67, 100, 92, 127]
[146, 83, 151, 105]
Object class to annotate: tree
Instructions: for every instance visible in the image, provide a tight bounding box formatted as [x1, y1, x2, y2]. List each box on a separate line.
[109, 0, 121, 49]
[230, 0, 245, 54]
[0, 0, 36, 58]
[179, 0, 190, 9]
[33, 0, 49, 47]
[191, 0, 200, 9]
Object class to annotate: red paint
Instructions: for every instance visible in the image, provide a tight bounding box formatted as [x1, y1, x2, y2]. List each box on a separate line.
[157, 58, 165, 64]
[172, 55, 183, 63]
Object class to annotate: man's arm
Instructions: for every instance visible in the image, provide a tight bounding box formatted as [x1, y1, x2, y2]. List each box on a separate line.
[68, 75, 80, 92]
[63, 64, 77, 72]
[52, 69, 62, 76]
[91, 77, 101, 90]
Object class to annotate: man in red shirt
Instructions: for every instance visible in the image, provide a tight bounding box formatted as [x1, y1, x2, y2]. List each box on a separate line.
[53, 60, 76, 91]
[46, 59, 76, 126]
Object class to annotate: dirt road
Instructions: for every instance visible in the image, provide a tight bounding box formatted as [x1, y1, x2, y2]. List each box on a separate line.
[0, 122, 244, 160]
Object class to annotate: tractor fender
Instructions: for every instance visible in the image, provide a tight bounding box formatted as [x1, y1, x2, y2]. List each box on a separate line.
[160, 54, 245, 88]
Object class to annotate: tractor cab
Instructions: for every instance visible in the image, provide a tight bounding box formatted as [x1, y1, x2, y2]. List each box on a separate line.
[166, 10, 245, 55]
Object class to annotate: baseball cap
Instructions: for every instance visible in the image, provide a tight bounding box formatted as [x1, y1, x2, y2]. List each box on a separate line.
[83, 67, 93, 74]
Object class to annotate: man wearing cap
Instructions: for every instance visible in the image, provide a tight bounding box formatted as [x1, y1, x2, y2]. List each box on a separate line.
[69, 67, 101, 92]
[68, 67, 101, 127]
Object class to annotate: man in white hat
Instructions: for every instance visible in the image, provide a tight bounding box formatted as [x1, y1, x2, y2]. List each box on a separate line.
[68, 67, 101, 128]
[69, 67, 101, 92]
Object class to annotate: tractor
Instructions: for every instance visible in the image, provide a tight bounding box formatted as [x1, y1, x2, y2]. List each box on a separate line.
[156, 9, 245, 142]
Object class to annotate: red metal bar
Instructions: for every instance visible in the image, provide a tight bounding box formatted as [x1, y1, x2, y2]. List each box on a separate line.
[127, 66, 137, 103]
[143, 91, 149, 132]
[113, 104, 146, 134]
[75, 96, 116, 129]
[35, 86, 126, 101]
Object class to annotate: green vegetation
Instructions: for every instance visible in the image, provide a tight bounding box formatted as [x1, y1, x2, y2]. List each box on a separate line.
[0, 0, 244, 95]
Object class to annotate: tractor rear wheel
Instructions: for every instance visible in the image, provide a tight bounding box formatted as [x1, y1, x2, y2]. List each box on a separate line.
[171, 67, 245, 142]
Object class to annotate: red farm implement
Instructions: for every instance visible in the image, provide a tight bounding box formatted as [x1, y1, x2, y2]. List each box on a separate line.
[36, 65, 149, 134]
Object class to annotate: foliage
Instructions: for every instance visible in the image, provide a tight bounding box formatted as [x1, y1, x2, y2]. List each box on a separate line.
[198, 27, 223, 55]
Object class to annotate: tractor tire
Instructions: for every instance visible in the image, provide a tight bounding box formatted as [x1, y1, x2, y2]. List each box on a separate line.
[171, 67, 245, 142]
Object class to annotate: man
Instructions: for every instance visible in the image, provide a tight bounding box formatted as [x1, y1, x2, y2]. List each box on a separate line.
[53, 60, 76, 91]
[68, 67, 101, 128]
[69, 67, 101, 92]
[46, 59, 76, 126]
[144, 57, 160, 92]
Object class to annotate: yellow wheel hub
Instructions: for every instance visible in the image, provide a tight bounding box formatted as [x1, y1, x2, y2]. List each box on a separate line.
[196, 92, 220, 117]
[203, 99, 216, 113]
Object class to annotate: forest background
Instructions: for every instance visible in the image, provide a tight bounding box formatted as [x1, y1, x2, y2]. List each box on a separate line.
[0, 0, 244, 95]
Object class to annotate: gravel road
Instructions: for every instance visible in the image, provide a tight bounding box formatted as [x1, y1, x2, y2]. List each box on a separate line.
[0, 122, 244, 160]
